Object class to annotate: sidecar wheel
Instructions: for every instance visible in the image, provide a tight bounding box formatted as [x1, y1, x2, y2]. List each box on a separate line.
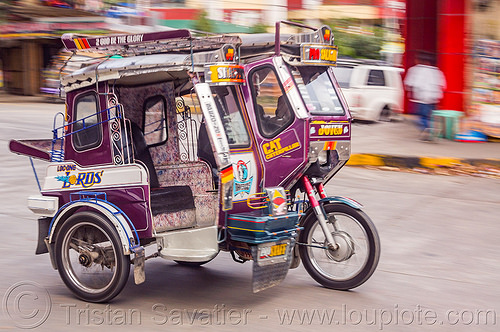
[299, 203, 380, 290]
[54, 211, 130, 303]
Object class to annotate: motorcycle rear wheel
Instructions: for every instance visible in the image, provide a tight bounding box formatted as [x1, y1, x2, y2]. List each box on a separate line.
[299, 203, 380, 290]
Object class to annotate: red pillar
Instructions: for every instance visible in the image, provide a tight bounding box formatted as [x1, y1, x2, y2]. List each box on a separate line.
[437, 0, 467, 113]
[404, 0, 438, 114]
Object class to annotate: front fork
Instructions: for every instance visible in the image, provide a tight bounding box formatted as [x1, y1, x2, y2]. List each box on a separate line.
[301, 176, 338, 250]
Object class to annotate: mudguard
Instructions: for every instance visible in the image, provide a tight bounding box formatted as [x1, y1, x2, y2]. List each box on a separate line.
[47, 199, 139, 255]
[299, 196, 363, 226]
[318, 196, 363, 210]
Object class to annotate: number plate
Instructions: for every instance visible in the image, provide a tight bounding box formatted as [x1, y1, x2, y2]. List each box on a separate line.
[256, 240, 290, 266]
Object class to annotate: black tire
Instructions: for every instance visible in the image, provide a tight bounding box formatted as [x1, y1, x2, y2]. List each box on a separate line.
[299, 203, 380, 290]
[379, 106, 392, 122]
[54, 211, 130, 302]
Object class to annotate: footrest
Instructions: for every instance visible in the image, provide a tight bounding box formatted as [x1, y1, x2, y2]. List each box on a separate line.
[156, 226, 218, 262]
[159, 248, 218, 262]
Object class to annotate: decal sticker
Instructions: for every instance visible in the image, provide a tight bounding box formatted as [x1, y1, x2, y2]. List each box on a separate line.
[56, 171, 104, 189]
[95, 34, 144, 47]
[301, 44, 338, 65]
[233, 160, 254, 197]
[45, 163, 148, 191]
[310, 121, 350, 139]
[56, 164, 77, 172]
[262, 137, 300, 161]
[323, 141, 337, 150]
[73, 38, 90, 49]
[266, 188, 287, 216]
[272, 190, 286, 210]
[318, 124, 344, 136]
[283, 77, 294, 93]
[220, 165, 234, 184]
[205, 64, 245, 84]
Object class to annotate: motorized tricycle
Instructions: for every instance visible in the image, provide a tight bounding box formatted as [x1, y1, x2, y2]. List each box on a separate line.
[9, 21, 380, 303]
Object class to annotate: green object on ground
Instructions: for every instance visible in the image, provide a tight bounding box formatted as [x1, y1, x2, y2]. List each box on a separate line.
[431, 110, 464, 140]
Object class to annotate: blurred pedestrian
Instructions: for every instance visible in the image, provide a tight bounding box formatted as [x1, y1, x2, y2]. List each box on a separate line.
[404, 51, 446, 140]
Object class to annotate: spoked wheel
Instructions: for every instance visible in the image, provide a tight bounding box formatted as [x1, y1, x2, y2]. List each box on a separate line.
[55, 211, 130, 302]
[299, 203, 380, 290]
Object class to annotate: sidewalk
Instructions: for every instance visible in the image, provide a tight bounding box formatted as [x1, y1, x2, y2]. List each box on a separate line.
[1, 92, 499, 174]
[348, 116, 500, 175]
[0, 92, 52, 104]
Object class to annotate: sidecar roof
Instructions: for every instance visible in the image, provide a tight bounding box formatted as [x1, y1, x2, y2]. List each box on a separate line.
[61, 23, 335, 92]
[61, 53, 193, 91]
[60, 30, 242, 92]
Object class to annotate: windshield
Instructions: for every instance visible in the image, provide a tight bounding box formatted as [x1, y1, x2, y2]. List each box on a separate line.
[290, 66, 345, 116]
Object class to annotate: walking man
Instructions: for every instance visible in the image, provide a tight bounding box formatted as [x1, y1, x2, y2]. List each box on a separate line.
[404, 52, 447, 140]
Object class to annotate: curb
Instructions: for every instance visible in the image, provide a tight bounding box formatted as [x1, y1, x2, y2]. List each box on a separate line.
[347, 153, 500, 171]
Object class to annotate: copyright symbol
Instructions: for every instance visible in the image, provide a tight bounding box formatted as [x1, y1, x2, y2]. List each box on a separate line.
[2, 281, 51, 329]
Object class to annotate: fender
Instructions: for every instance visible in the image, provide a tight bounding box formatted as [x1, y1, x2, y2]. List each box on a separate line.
[319, 196, 363, 210]
[47, 199, 140, 256]
[299, 196, 362, 226]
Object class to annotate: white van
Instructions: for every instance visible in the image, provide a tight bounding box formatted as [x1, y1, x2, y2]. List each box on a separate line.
[334, 64, 404, 121]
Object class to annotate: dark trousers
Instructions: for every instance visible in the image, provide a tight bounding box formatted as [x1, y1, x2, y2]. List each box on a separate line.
[417, 103, 435, 131]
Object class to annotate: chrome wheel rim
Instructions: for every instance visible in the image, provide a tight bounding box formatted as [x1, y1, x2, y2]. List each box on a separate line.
[61, 222, 118, 294]
[306, 212, 369, 281]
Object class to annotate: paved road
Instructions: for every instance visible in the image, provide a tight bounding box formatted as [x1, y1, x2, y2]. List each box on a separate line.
[0, 103, 499, 331]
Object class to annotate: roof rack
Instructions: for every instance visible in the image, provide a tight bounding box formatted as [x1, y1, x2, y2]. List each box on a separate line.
[61, 30, 241, 57]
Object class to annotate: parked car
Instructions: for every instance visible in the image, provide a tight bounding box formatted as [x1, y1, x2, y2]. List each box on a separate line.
[333, 63, 404, 121]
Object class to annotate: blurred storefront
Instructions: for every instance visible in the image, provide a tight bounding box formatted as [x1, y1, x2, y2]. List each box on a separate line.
[0, 3, 107, 95]
[468, 0, 500, 138]
[404, 0, 500, 138]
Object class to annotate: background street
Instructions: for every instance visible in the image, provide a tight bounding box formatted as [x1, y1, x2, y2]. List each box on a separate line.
[0, 101, 499, 331]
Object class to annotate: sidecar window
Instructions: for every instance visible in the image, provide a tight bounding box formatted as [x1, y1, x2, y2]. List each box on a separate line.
[73, 92, 102, 151]
[211, 85, 250, 147]
[143, 96, 167, 147]
[250, 66, 294, 138]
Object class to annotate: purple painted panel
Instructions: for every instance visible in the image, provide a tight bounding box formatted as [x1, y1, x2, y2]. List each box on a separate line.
[46, 185, 152, 240]
[106, 186, 152, 239]
[9, 139, 51, 161]
[241, 58, 308, 189]
[64, 86, 114, 166]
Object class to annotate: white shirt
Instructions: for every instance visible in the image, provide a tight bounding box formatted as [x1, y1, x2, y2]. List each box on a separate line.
[404, 64, 447, 104]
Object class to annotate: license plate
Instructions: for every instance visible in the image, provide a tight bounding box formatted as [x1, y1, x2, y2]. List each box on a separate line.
[254, 240, 291, 266]
[259, 243, 287, 259]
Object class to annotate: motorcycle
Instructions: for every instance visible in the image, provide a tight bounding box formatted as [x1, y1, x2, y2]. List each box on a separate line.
[9, 21, 380, 302]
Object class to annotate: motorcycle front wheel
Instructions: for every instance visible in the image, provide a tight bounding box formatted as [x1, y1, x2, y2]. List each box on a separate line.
[298, 203, 380, 290]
